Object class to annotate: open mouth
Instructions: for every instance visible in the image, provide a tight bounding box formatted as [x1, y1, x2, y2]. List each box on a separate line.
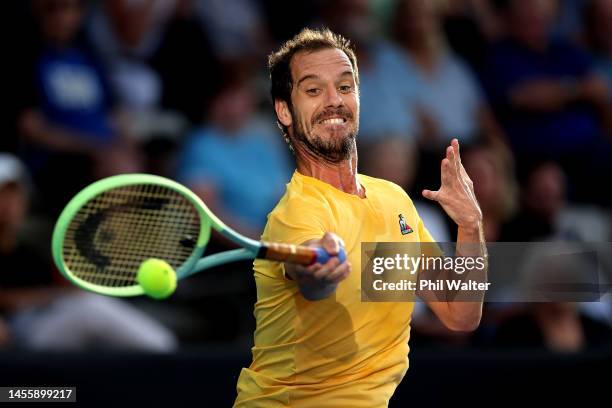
[319, 117, 347, 125]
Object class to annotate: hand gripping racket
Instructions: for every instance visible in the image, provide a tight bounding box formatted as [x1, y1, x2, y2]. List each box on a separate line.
[51, 174, 346, 297]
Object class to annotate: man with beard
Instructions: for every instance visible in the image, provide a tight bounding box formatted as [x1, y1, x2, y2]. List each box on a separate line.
[234, 28, 486, 407]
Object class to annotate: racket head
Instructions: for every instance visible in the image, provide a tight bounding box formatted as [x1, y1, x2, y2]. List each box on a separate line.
[51, 174, 214, 296]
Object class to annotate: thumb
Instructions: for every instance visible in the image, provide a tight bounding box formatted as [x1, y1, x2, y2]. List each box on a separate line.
[422, 189, 440, 202]
[320, 232, 340, 255]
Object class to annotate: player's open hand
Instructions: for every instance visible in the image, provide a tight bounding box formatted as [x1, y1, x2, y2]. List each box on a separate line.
[287, 232, 351, 301]
[422, 139, 482, 229]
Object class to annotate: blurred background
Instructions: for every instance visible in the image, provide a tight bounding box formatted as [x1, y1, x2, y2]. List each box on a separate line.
[1, 0, 611, 405]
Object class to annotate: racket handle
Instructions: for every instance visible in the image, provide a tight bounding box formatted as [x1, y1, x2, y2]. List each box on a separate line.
[260, 242, 347, 265]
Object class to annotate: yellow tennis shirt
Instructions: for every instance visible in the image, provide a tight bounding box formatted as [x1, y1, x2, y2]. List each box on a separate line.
[234, 171, 436, 408]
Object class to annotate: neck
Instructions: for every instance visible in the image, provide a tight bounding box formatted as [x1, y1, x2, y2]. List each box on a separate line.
[296, 145, 365, 198]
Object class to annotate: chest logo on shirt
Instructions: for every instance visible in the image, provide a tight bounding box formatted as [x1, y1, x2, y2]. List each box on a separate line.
[398, 214, 413, 235]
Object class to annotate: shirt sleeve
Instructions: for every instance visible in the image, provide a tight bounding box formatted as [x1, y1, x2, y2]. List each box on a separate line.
[415, 206, 445, 259]
[263, 196, 331, 246]
[256, 195, 332, 280]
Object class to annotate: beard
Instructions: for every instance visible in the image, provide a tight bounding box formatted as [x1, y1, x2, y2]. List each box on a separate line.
[290, 106, 359, 163]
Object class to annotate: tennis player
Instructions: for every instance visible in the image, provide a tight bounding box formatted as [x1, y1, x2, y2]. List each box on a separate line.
[234, 28, 486, 407]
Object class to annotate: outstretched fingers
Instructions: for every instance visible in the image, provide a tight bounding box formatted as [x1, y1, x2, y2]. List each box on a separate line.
[422, 188, 439, 201]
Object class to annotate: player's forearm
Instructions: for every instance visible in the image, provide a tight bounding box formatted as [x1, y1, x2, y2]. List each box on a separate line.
[447, 221, 488, 330]
[456, 222, 487, 257]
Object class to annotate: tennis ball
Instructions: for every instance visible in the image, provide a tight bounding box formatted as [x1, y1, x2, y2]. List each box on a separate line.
[137, 259, 177, 299]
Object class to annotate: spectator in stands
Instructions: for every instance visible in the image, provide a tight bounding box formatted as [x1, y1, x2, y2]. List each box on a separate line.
[177, 67, 291, 239]
[391, 0, 506, 196]
[193, 0, 271, 61]
[500, 160, 570, 242]
[393, 0, 504, 148]
[583, 0, 612, 132]
[88, 0, 208, 174]
[484, 0, 612, 204]
[86, 0, 175, 112]
[87, 0, 195, 150]
[440, 0, 503, 71]
[17, 0, 140, 216]
[462, 142, 518, 242]
[150, 0, 219, 124]
[0, 153, 176, 351]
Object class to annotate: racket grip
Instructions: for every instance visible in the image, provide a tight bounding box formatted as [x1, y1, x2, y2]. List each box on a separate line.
[260, 242, 347, 265]
[314, 246, 347, 264]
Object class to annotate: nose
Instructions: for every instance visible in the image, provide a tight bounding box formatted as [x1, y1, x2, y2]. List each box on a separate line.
[324, 84, 343, 108]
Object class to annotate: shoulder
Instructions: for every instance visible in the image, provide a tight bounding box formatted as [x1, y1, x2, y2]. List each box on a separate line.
[262, 175, 333, 243]
[268, 174, 333, 222]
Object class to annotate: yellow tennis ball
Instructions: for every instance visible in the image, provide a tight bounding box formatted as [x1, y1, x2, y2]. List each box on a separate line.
[137, 259, 177, 299]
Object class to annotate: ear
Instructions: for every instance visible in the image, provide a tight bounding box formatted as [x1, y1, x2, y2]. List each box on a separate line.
[274, 99, 293, 128]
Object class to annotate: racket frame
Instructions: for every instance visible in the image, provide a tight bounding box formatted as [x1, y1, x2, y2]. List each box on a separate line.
[52, 174, 243, 296]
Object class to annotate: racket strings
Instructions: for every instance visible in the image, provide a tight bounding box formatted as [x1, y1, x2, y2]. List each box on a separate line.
[63, 184, 201, 288]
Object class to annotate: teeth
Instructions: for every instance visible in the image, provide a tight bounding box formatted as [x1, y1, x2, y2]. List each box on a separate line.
[322, 118, 345, 125]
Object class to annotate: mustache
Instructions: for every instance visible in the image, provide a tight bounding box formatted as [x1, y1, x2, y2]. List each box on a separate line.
[312, 108, 354, 124]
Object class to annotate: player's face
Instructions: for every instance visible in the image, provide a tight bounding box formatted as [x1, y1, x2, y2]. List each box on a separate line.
[285, 48, 360, 162]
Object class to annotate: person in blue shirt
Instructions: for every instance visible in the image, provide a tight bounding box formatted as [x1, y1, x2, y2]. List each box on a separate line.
[177, 72, 292, 239]
[392, 0, 504, 147]
[17, 0, 140, 215]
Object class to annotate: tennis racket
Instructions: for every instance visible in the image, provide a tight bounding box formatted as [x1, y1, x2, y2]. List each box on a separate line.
[51, 173, 346, 297]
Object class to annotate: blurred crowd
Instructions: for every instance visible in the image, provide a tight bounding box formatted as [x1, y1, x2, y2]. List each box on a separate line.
[2, 0, 612, 353]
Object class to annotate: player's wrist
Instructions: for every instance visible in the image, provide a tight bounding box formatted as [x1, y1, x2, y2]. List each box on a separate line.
[457, 219, 483, 240]
[455, 214, 482, 231]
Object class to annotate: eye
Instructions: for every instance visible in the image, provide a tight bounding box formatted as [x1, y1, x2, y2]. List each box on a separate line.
[306, 88, 320, 96]
[339, 85, 353, 93]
